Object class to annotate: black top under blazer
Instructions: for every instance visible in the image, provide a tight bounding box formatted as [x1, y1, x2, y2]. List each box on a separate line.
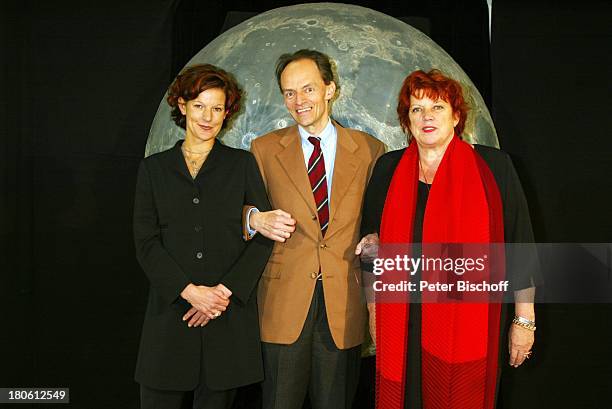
[133, 140, 273, 391]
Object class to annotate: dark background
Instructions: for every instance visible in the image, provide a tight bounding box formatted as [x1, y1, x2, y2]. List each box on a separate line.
[1, 0, 610, 408]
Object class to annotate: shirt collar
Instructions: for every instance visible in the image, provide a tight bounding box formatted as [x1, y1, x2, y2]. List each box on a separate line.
[298, 118, 335, 145]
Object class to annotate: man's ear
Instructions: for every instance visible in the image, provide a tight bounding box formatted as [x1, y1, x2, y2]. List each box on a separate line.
[325, 81, 336, 101]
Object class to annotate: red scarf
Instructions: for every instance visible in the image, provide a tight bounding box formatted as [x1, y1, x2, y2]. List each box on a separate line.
[376, 137, 504, 409]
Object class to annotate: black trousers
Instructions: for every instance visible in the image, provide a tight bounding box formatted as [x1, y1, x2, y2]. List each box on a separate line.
[261, 280, 361, 409]
[140, 337, 236, 409]
[139, 383, 236, 409]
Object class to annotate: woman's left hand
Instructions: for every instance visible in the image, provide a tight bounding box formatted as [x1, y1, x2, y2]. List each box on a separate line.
[183, 307, 211, 328]
[508, 324, 534, 367]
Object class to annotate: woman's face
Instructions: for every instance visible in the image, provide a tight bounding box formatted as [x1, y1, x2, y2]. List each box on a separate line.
[179, 88, 227, 143]
[408, 93, 459, 149]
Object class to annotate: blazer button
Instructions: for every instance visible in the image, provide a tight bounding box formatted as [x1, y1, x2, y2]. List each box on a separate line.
[196, 251, 203, 259]
[311, 272, 317, 279]
[193, 197, 200, 204]
[194, 225, 202, 232]
[320, 243, 327, 249]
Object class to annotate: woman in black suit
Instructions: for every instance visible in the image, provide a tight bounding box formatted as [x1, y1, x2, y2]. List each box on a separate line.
[133, 64, 273, 409]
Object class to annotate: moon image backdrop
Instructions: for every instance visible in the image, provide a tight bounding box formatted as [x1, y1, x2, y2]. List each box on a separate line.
[145, 2, 498, 156]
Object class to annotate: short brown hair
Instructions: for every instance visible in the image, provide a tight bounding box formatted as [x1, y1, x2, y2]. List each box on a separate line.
[274, 49, 337, 90]
[397, 69, 469, 139]
[167, 64, 241, 129]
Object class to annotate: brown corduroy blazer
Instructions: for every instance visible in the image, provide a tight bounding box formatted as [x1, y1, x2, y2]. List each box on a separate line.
[250, 121, 385, 349]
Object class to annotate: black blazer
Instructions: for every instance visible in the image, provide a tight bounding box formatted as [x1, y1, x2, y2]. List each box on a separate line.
[133, 140, 273, 391]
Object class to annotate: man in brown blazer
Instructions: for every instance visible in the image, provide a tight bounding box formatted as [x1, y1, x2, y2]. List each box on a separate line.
[247, 49, 385, 409]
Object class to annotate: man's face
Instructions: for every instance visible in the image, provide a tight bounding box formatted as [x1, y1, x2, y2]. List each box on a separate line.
[280, 58, 336, 136]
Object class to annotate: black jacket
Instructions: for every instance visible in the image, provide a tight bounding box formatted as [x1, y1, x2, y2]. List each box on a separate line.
[133, 140, 273, 391]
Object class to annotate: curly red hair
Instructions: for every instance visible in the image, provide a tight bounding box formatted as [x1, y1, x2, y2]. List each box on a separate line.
[397, 69, 469, 139]
[167, 64, 242, 129]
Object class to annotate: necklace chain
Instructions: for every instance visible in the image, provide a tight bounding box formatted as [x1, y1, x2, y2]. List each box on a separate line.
[182, 145, 212, 155]
[418, 159, 431, 193]
[181, 145, 211, 178]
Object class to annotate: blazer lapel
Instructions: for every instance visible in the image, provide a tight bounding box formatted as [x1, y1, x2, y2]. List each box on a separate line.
[275, 126, 317, 214]
[327, 123, 360, 237]
[169, 140, 192, 180]
[196, 140, 222, 178]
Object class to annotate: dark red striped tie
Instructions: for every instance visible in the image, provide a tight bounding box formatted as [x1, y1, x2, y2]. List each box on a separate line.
[307, 136, 329, 236]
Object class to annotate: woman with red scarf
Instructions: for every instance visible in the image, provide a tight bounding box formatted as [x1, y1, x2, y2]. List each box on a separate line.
[357, 69, 538, 409]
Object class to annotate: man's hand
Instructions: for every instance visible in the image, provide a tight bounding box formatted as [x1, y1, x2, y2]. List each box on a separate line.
[180, 284, 230, 319]
[250, 209, 296, 242]
[355, 233, 379, 262]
